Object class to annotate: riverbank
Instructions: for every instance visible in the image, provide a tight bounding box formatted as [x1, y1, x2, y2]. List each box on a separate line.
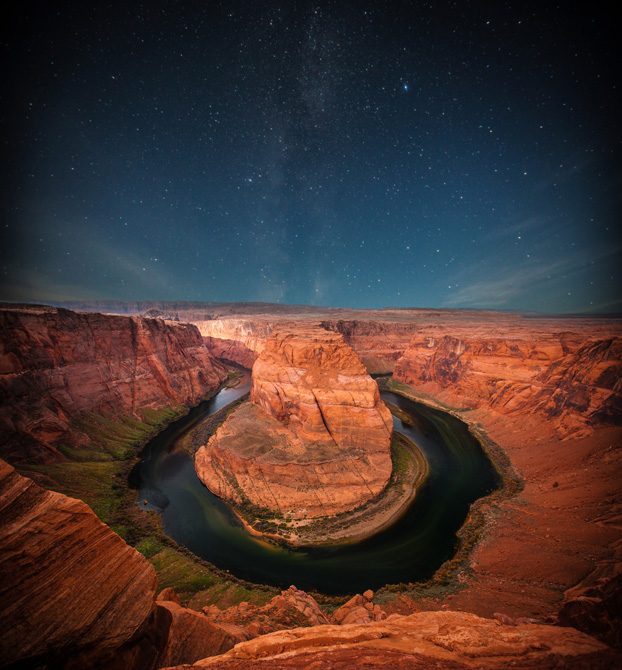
[15, 367, 280, 609]
[376, 377, 622, 624]
[226, 430, 429, 547]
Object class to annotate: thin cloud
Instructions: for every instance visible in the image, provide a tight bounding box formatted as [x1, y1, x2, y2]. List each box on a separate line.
[443, 247, 621, 310]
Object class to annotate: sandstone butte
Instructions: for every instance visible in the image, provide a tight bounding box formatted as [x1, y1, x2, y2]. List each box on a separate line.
[0, 303, 227, 464]
[195, 327, 393, 519]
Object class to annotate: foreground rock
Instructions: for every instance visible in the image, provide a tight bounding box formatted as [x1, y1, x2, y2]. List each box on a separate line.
[156, 596, 249, 667]
[166, 610, 616, 669]
[0, 459, 159, 668]
[0, 304, 227, 463]
[196, 327, 393, 519]
[0, 460, 251, 669]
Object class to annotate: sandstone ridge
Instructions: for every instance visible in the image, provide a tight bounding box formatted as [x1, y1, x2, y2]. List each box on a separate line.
[196, 327, 393, 519]
[170, 610, 614, 670]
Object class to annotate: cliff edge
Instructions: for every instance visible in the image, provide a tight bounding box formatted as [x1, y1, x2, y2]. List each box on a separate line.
[0, 304, 227, 463]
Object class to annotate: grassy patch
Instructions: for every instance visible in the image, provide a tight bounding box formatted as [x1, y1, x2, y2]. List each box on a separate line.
[135, 535, 165, 559]
[17, 381, 283, 609]
[17, 461, 124, 524]
[150, 546, 218, 597]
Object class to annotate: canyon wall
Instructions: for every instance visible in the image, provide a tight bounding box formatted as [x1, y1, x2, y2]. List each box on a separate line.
[197, 314, 419, 372]
[393, 328, 622, 438]
[195, 327, 393, 519]
[0, 304, 227, 464]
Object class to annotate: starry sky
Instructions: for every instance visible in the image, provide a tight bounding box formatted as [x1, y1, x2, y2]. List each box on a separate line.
[2, 0, 620, 312]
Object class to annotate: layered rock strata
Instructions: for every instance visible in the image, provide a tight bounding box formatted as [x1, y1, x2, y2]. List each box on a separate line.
[167, 610, 615, 670]
[196, 328, 393, 519]
[393, 331, 622, 437]
[0, 304, 227, 463]
[0, 459, 159, 668]
[200, 316, 418, 372]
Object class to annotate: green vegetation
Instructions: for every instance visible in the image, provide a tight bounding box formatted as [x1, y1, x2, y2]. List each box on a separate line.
[16, 379, 279, 608]
[18, 460, 123, 524]
[135, 535, 165, 559]
[390, 432, 424, 481]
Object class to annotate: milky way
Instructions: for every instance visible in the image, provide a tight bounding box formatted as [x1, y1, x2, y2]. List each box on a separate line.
[2, 1, 620, 312]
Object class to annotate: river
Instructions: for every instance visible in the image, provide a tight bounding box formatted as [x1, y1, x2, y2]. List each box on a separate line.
[130, 370, 499, 594]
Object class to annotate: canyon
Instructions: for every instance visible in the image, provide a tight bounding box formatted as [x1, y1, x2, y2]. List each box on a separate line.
[1, 300, 621, 668]
[195, 327, 393, 520]
[0, 304, 227, 464]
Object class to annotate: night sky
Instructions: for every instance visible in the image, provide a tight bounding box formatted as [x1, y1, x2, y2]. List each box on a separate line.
[2, 1, 620, 312]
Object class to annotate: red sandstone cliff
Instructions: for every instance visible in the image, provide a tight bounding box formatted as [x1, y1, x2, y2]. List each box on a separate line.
[0, 304, 227, 464]
[0, 458, 159, 667]
[195, 327, 393, 519]
[393, 330, 622, 437]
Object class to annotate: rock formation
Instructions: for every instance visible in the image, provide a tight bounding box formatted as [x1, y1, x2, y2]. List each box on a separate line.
[196, 327, 393, 518]
[330, 589, 387, 625]
[155, 594, 249, 667]
[0, 304, 227, 463]
[393, 330, 622, 437]
[0, 459, 160, 668]
[163, 610, 616, 669]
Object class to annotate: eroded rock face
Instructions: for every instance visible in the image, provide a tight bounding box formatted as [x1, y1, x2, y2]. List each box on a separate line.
[155, 599, 249, 668]
[0, 459, 159, 668]
[196, 328, 393, 518]
[393, 331, 622, 438]
[251, 328, 393, 451]
[202, 586, 325, 639]
[0, 304, 227, 463]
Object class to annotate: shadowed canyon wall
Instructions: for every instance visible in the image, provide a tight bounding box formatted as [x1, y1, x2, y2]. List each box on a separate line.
[0, 304, 227, 464]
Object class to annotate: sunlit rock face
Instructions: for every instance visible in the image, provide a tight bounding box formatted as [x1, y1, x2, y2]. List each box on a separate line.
[0, 303, 227, 463]
[0, 459, 159, 668]
[196, 327, 393, 518]
[251, 328, 393, 451]
[393, 329, 622, 439]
